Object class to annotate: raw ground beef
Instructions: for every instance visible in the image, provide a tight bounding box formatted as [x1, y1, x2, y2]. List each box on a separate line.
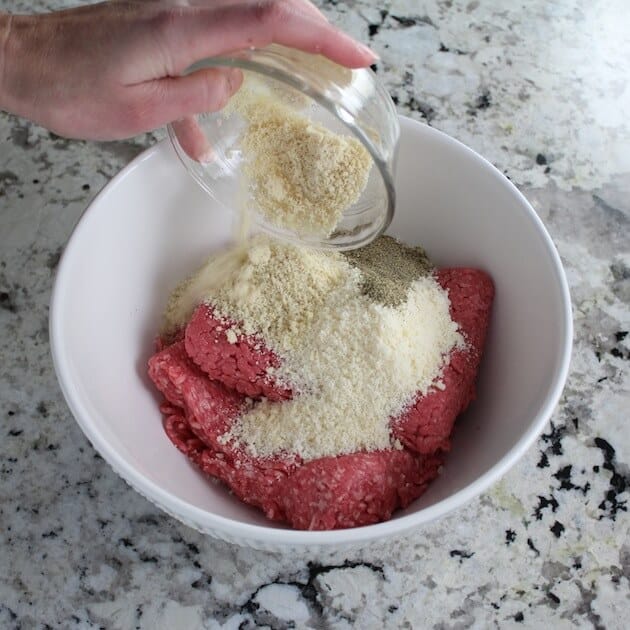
[148, 268, 493, 530]
[185, 305, 292, 401]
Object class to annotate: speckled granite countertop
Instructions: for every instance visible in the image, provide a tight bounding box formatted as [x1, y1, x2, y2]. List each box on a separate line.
[1, 1, 628, 628]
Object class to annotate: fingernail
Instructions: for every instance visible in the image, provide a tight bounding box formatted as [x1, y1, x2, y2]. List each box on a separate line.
[356, 41, 379, 61]
[226, 68, 243, 93]
[199, 148, 215, 164]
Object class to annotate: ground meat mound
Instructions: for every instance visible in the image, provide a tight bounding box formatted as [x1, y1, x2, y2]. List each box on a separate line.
[148, 268, 493, 530]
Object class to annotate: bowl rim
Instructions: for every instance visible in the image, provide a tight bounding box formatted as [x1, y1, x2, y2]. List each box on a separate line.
[49, 116, 573, 547]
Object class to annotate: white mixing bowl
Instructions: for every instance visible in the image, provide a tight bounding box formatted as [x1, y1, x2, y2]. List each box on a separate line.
[50, 117, 572, 550]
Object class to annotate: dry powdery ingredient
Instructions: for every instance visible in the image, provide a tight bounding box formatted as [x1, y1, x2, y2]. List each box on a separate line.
[165, 236, 465, 462]
[226, 75, 373, 238]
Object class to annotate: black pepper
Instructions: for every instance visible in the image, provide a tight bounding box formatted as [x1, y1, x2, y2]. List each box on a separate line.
[343, 235, 433, 306]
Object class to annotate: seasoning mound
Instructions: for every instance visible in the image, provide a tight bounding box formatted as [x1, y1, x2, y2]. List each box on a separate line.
[161, 236, 464, 461]
[227, 76, 373, 238]
[344, 236, 433, 306]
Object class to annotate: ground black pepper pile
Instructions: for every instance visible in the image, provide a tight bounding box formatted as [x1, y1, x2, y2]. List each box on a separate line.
[343, 236, 433, 306]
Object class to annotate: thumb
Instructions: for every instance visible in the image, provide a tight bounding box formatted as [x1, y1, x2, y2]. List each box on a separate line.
[165, 67, 243, 162]
[139, 66, 243, 131]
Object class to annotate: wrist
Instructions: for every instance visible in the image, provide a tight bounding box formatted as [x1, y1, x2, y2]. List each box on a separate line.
[0, 13, 10, 110]
[0, 13, 38, 118]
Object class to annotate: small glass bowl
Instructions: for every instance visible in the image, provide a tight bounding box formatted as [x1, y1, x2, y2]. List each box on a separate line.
[167, 45, 399, 250]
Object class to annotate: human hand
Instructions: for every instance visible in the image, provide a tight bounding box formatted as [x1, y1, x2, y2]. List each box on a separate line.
[0, 0, 376, 144]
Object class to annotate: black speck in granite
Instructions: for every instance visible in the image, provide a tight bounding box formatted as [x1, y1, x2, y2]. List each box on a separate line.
[367, 9, 389, 38]
[536, 153, 548, 165]
[553, 465, 590, 494]
[439, 42, 468, 54]
[540, 421, 569, 456]
[514, 611, 525, 622]
[47, 131, 74, 150]
[547, 591, 561, 606]
[475, 89, 492, 110]
[616, 331, 628, 342]
[136, 513, 161, 527]
[537, 451, 550, 468]
[391, 14, 435, 28]
[191, 575, 212, 589]
[404, 96, 436, 122]
[550, 520, 565, 538]
[10, 121, 34, 148]
[610, 262, 630, 280]
[593, 437, 629, 521]
[186, 542, 200, 555]
[36, 401, 49, 418]
[467, 89, 492, 115]
[534, 494, 559, 520]
[391, 15, 416, 27]
[46, 247, 63, 272]
[0, 290, 18, 313]
[527, 538, 540, 556]
[449, 549, 474, 563]
[505, 529, 517, 545]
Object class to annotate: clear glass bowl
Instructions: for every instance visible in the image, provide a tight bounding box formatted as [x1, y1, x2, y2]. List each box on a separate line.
[167, 45, 400, 250]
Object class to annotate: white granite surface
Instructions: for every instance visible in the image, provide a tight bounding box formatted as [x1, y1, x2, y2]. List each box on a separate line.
[1, 0, 628, 628]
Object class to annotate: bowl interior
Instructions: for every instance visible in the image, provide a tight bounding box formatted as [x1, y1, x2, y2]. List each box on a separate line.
[50, 117, 571, 544]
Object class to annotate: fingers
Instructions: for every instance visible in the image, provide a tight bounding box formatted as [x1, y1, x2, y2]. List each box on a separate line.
[154, 0, 376, 76]
[171, 116, 213, 162]
[134, 66, 243, 141]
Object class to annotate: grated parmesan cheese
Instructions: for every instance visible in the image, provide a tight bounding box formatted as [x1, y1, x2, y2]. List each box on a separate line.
[226, 75, 373, 238]
[166, 236, 465, 461]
